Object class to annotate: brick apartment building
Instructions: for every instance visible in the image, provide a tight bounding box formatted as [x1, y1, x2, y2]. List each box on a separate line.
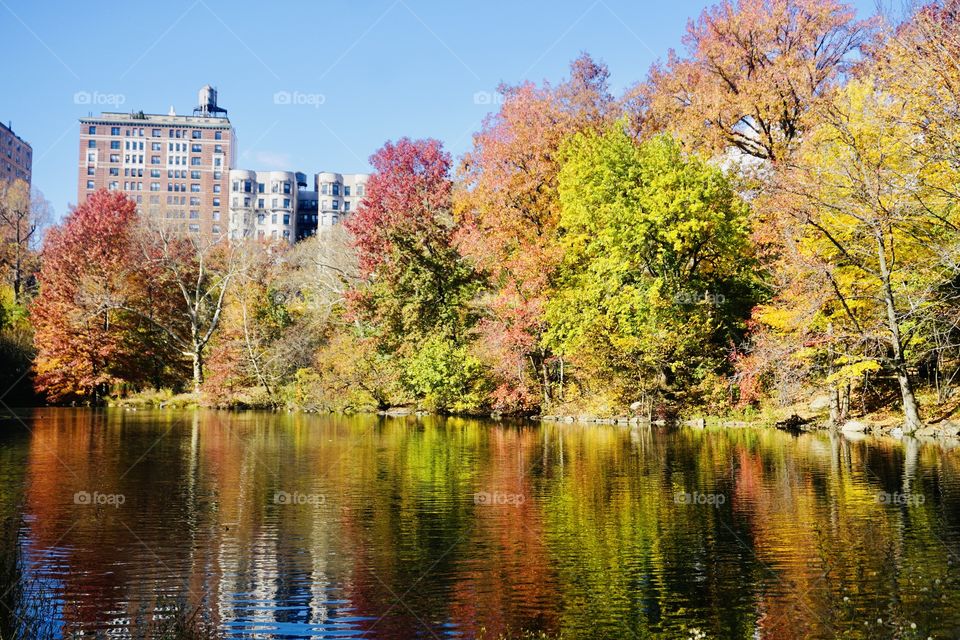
[77, 86, 234, 237]
[1, 120, 32, 187]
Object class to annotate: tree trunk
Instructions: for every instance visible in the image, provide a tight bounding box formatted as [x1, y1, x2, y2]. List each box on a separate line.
[876, 233, 923, 433]
[827, 327, 841, 426]
[192, 348, 203, 395]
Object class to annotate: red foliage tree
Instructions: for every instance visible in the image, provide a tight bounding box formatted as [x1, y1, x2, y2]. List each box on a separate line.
[32, 191, 141, 401]
[345, 138, 475, 351]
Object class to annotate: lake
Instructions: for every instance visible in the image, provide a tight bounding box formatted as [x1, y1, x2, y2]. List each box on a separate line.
[1, 408, 958, 639]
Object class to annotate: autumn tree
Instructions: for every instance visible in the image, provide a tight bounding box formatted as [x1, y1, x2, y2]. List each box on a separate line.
[0, 180, 49, 303]
[345, 137, 484, 412]
[203, 239, 294, 406]
[640, 0, 875, 162]
[455, 53, 615, 412]
[760, 78, 960, 431]
[32, 191, 160, 401]
[545, 127, 755, 411]
[131, 219, 240, 394]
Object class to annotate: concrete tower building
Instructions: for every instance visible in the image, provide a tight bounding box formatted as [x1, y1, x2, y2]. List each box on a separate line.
[229, 170, 369, 243]
[313, 172, 368, 233]
[227, 170, 298, 241]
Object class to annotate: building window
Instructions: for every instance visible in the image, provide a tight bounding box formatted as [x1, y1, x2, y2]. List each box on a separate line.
[344, 185, 351, 196]
[213, 184, 220, 193]
[88, 140, 96, 148]
[152, 129, 161, 137]
[192, 130, 201, 139]
[332, 199, 339, 210]
[212, 224, 220, 234]
[320, 183, 328, 195]
[152, 142, 161, 151]
[283, 198, 290, 208]
[88, 125, 96, 135]
[332, 183, 340, 196]
[212, 197, 220, 206]
[357, 184, 365, 196]
[283, 213, 290, 225]
[111, 127, 120, 135]
[189, 224, 200, 233]
[110, 141, 120, 149]
[110, 154, 120, 162]
[86, 180, 94, 189]
[191, 144, 201, 153]
[214, 131, 222, 140]
[87, 166, 95, 176]
[151, 156, 160, 165]
[190, 210, 200, 219]
[212, 211, 220, 221]
[109, 168, 119, 176]
[344, 201, 350, 212]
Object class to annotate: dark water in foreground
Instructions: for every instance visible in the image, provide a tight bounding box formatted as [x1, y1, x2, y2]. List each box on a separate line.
[1, 408, 959, 639]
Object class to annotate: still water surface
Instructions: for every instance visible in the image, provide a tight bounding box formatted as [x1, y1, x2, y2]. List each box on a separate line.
[1, 408, 959, 639]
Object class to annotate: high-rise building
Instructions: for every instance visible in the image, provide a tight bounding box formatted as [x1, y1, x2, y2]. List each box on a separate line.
[229, 170, 368, 243]
[1, 121, 32, 187]
[77, 86, 235, 237]
[227, 170, 299, 242]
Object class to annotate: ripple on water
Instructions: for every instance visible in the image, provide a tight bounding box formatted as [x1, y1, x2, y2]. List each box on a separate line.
[1, 409, 960, 639]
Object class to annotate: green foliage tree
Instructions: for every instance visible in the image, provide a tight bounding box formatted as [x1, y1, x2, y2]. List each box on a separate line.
[545, 127, 756, 409]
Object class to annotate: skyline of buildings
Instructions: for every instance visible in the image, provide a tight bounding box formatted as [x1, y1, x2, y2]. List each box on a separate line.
[72, 86, 368, 243]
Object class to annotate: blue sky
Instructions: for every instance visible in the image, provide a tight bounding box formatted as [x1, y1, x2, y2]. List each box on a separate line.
[1, 0, 878, 220]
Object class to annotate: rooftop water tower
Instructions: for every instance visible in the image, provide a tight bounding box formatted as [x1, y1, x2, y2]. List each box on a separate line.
[194, 85, 228, 117]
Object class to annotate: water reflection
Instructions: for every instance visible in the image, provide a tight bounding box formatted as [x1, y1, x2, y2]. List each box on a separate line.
[0, 408, 959, 639]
